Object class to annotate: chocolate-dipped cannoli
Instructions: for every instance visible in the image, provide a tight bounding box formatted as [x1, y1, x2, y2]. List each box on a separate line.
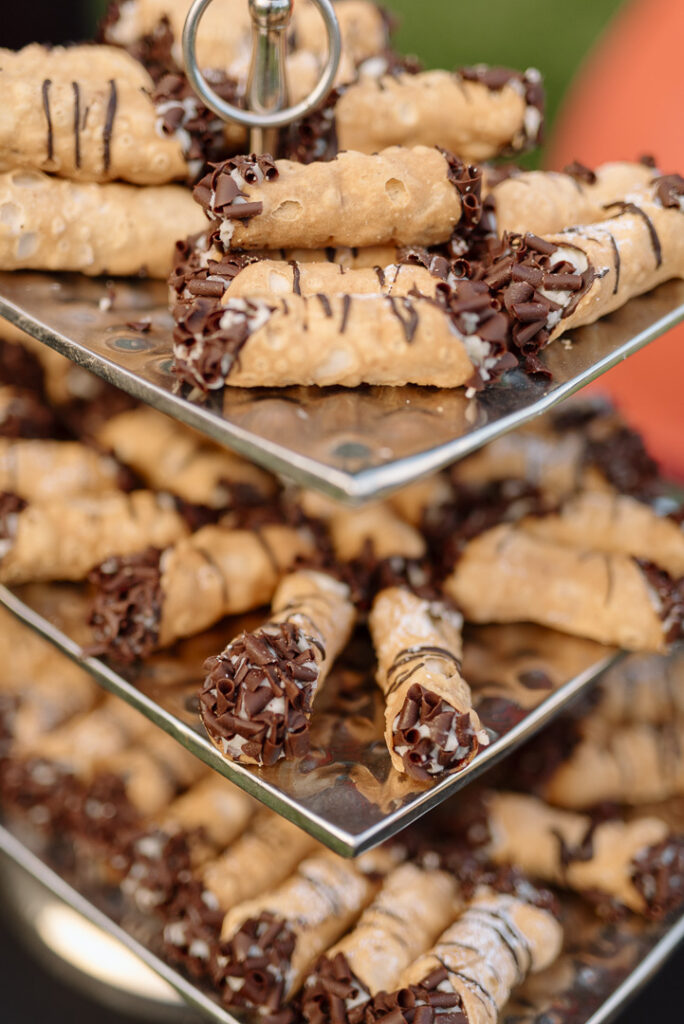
[519, 490, 684, 578]
[472, 791, 684, 918]
[173, 284, 510, 391]
[0, 490, 187, 585]
[0, 439, 124, 502]
[302, 862, 460, 1024]
[213, 849, 393, 1010]
[201, 569, 355, 765]
[592, 652, 684, 726]
[95, 406, 275, 508]
[0, 169, 205, 277]
[371, 890, 562, 1024]
[445, 523, 684, 652]
[193, 148, 481, 251]
[484, 159, 657, 236]
[486, 174, 684, 357]
[0, 44, 233, 184]
[162, 811, 319, 976]
[291, 67, 543, 164]
[543, 720, 684, 808]
[369, 588, 489, 780]
[0, 387, 58, 439]
[89, 522, 313, 661]
[124, 773, 255, 912]
[0, 607, 98, 748]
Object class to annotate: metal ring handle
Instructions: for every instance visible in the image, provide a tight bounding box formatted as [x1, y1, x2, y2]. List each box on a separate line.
[182, 0, 342, 130]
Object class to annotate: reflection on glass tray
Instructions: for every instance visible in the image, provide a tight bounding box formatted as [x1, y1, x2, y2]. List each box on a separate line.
[1, 804, 683, 1024]
[0, 581, 620, 856]
[0, 271, 683, 500]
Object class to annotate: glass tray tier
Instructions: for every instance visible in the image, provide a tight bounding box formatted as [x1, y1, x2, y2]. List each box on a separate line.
[1, 807, 682, 1024]
[0, 581, 620, 857]
[1, 271, 683, 501]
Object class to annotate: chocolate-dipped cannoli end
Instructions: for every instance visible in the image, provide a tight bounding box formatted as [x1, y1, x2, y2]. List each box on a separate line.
[635, 560, 684, 645]
[631, 836, 684, 919]
[303, 951, 372, 1024]
[87, 547, 163, 662]
[123, 828, 196, 912]
[162, 878, 225, 979]
[200, 621, 319, 766]
[212, 910, 295, 1011]
[368, 967, 467, 1024]
[393, 683, 489, 782]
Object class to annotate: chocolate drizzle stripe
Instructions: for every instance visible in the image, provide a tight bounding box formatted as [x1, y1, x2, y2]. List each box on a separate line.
[387, 297, 420, 343]
[42, 79, 53, 161]
[72, 82, 81, 168]
[607, 232, 621, 294]
[316, 293, 333, 318]
[431, 957, 494, 1012]
[103, 79, 118, 173]
[290, 261, 302, 295]
[340, 294, 352, 333]
[607, 201, 662, 268]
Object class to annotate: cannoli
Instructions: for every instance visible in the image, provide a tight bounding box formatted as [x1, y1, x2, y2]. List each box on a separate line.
[94, 406, 275, 508]
[519, 490, 684, 578]
[201, 569, 355, 765]
[101, 0, 389, 83]
[212, 849, 393, 1009]
[222, 259, 442, 300]
[473, 791, 684, 918]
[0, 387, 58, 439]
[370, 890, 562, 1024]
[291, 66, 543, 163]
[388, 474, 455, 529]
[302, 862, 460, 1024]
[0, 490, 187, 585]
[592, 652, 684, 726]
[18, 697, 151, 769]
[0, 606, 98, 748]
[0, 44, 211, 184]
[88, 521, 313, 661]
[0, 168, 205, 277]
[0, 439, 124, 502]
[542, 720, 684, 808]
[172, 284, 509, 391]
[369, 588, 488, 780]
[484, 159, 657, 237]
[162, 811, 319, 975]
[486, 174, 684, 357]
[444, 523, 684, 652]
[193, 148, 481, 251]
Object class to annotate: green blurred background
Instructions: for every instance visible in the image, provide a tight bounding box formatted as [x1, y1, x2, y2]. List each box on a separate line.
[86, 0, 628, 152]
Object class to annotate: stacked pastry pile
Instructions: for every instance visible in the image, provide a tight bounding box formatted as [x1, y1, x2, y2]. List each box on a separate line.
[0, 605, 683, 1024]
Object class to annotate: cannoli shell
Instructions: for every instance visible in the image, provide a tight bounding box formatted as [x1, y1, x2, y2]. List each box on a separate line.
[158, 523, 312, 645]
[521, 491, 684, 578]
[160, 774, 254, 851]
[0, 169, 205, 277]
[328, 503, 427, 561]
[95, 407, 275, 507]
[322, 862, 460, 996]
[0, 491, 186, 585]
[444, 524, 670, 651]
[594, 652, 684, 725]
[21, 698, 151, 771]
[0, 45, 188, 184]
[0, 439, 122, 501]
[211, 147, 465, 250]
[225, 260, 440, 300]
[369, 587, 487, 775]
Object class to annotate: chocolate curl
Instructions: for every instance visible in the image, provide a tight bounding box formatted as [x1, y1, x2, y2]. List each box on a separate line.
[383, 891, 562, 1024]
[201, 569, 355, 766]
[0, 438, 124, 502]
[0, 490, 186, 586]
[543, 719, 684, 809]
[193, 147, 474, 250]
[162, 813, 319, 977]
[483, 791, 684, 918]
[445, 523, 684, 652]
[520, 490, 684, 578]
[369, 588, 489, 780]
[214, 850, 393, 1009]
[95, 406, 275, 509]
[302, 863, 460, 1024]
[88, 523, 313, 661]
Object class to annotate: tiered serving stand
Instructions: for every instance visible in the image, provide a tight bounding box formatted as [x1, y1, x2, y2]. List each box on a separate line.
[1, 2, 683, 1020]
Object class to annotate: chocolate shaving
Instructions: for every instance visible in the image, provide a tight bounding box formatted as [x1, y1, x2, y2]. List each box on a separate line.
[563, 160, 597, 185]
[200, 621, 319, 766]
[153, 71, 242, 179]
[367, 967, 467, 1024]
[393, 682, 480, 781]
[212, 911, 296, 1011]
[635, 559, 684, 643]
[162, 876, 226, 979]
[437, 149, 483, 233]
[303, 952, 371, 1024]
[654, 173, 684, 210]
[631, 836, 684, 918]
[194, 154, 278, 222]
[583, 425, 660, 499]
[474, 696, 527, 734]
[87, 547, 163, 662]
[173, 295, 273, 391]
